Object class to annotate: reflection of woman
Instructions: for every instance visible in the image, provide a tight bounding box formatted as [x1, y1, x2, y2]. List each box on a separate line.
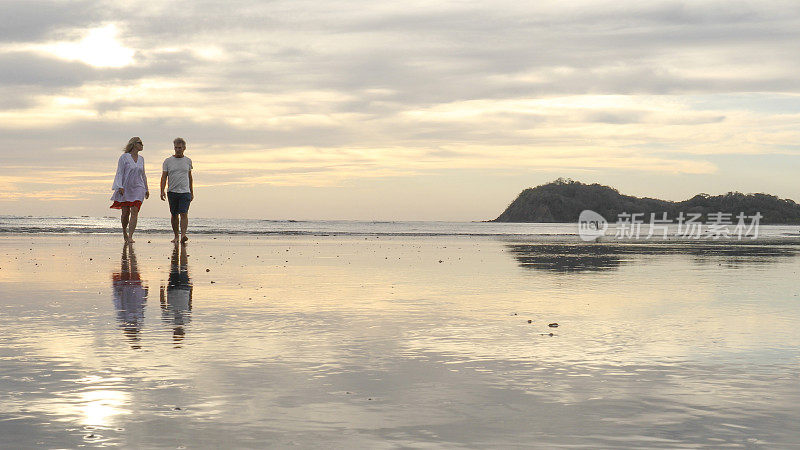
[160, 243, 192, 344]
[111, 137, 149, 243]
[112, 244, 148, 349]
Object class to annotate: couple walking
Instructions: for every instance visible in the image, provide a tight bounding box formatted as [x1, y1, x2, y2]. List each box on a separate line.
[111, 137, 194, 243]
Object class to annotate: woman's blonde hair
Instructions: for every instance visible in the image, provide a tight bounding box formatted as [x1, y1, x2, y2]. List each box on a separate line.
[124, 137, 142, 153]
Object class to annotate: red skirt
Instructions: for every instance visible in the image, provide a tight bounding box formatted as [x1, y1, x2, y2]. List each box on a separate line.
[110, 201, 142, 210]
[112, 272, 142, 282]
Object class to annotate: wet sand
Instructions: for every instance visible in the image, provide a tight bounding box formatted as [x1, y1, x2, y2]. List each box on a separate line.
[1, 234, 800, 447]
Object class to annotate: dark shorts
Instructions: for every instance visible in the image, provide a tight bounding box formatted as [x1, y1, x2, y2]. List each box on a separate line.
[167, 192, 191, 215]
[169, 269, 191, 289]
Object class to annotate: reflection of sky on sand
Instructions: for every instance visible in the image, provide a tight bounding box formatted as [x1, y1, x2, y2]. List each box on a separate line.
[62, 376, 131, 429]
[1, 235, 800, 447]
[78, 387, 130, 427]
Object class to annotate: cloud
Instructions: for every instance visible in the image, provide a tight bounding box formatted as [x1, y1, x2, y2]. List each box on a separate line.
[35, 24, 135, 68]
[0, 0, 103, 42]
[2, 0, 800, 217]
[0, 52, 97, 87]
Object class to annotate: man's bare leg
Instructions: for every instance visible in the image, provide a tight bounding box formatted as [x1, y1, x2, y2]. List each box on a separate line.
[171, 214, 180, 243]
[121, 206, 131, 242]
[180, 213, 188, 242]
[128, 205, 139, 243]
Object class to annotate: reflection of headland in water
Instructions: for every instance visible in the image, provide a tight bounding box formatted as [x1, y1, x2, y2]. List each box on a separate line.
[112, 244, 147, 349]
[505, 242, 799, 273]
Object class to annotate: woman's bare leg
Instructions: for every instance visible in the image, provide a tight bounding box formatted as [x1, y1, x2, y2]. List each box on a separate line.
[128, 205, 140, 243]
[121, 206, 131, 242]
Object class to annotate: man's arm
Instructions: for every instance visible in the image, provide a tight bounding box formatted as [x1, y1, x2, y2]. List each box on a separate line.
[189, 170, 194, 201]
[160, 171, 168, 201]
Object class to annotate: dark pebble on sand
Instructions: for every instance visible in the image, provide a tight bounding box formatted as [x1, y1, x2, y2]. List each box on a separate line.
[210, 281, 215, 284]
[438, 260, 443, 263]
[549, 323, 558, 327]
[527, 319, 532, 323]
[206, 268, 210, 272]
[174, 407, 181, 410]
[549, 332, 554, 336]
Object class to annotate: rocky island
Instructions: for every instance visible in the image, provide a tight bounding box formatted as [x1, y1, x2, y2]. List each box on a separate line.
[493, 178, 800, 224]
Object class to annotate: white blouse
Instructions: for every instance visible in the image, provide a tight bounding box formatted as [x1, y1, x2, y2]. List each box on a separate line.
[111, 153, 147, 202]
[113, 279, 148, 324]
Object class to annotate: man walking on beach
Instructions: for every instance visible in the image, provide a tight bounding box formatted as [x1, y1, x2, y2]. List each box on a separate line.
[160, 138, 194, 243]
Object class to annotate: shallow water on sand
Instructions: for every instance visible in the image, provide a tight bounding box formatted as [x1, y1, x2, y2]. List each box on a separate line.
[1, 235, 799, 448]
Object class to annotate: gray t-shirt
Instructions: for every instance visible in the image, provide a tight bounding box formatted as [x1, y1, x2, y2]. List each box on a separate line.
[162, 156, 193, 193]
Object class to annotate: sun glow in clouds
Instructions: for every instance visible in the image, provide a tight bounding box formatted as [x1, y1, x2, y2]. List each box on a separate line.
[42, 24, 135, 68]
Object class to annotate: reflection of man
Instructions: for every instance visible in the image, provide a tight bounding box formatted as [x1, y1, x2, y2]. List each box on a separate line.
[160, 243, 192, 345]
[112, 243, 147, 349]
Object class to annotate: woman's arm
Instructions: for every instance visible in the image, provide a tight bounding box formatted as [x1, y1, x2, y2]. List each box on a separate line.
[112, 155, 127, 195]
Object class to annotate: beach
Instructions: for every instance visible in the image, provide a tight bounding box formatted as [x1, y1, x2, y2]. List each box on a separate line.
[2, 232, 800, 448]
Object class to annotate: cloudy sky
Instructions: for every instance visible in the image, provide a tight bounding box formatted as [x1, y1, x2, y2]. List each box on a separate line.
[1, 0, 799, 220]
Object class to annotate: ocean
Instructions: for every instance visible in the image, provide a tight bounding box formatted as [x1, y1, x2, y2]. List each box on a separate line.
[1, 215, 798, 240]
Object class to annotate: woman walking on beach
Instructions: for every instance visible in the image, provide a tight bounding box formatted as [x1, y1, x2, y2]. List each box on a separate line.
[111, 137, 150, 243]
